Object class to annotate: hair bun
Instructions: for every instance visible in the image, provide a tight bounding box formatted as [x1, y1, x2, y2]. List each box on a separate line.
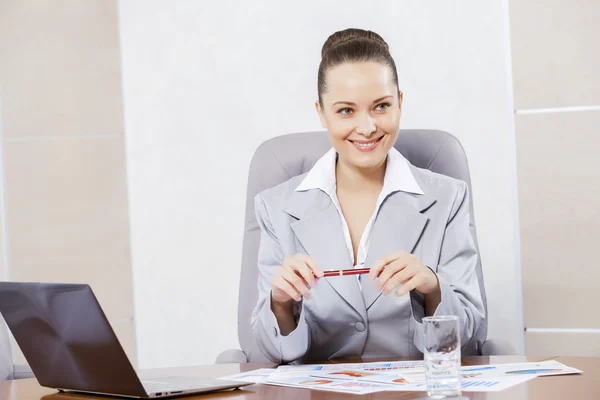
[321, 28, 389, 58]
[317, 28, 398, 104]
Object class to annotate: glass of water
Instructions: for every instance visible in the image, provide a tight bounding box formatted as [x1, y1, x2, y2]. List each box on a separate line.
[423, 315, 461, 398]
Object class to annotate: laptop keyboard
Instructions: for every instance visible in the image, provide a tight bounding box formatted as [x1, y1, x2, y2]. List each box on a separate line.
[142, 376, 212, 393]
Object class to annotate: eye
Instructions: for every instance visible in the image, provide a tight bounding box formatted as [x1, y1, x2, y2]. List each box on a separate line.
[337, 107, 353, 115]
[374, 102, 391, 111]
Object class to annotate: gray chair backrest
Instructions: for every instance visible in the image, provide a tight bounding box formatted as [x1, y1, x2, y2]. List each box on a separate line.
[238, 130, 488, 361]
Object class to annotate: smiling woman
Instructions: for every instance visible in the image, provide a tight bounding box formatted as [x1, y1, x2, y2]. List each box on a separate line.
[250, 28, 485, 364]
[316, 30, 402, 172]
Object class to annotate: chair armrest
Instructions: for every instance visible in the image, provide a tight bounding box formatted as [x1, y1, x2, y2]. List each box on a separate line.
[480, 338, 518, 355]
[215, 349, 248, 364]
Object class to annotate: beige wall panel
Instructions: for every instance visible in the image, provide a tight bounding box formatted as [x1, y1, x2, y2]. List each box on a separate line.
[526, 331, 600, 356]
[4, 137, 133, 329]
[510, 0, 600, 109]
[0, 0, 123, 137]
[113, 320, 137, 367]
[516, 111, 600, 329]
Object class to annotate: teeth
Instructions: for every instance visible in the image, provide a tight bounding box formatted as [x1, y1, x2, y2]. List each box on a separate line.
[354, 141, 376, 147]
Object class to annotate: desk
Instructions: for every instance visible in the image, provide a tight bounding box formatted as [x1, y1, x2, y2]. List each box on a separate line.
[0, 356, 597, 399]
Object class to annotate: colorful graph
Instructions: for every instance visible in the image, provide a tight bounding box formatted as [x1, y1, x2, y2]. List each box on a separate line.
[462, 380, 500, 388]
[298, 379, 332, 385]
[329, 370, 374, 377]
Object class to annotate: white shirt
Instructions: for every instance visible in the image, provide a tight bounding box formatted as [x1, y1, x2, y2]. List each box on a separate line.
[295, 147, 424, 285]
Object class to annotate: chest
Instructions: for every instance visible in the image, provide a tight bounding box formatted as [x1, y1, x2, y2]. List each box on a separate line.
[336, 190, 380, 258]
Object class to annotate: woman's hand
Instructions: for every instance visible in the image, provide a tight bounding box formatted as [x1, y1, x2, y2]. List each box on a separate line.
[271, 254, 324, 305]
[368, 251, 439, 297]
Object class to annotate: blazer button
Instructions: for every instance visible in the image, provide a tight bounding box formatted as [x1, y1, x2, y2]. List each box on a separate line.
[354, 322, 366, 332]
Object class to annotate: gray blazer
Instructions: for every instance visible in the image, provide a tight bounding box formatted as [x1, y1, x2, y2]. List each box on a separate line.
[250, 161, 485, 364]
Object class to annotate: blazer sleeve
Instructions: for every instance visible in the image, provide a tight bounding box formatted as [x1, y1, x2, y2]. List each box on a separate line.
[411, 181, 485, 352]
[250, 194, 310, 363]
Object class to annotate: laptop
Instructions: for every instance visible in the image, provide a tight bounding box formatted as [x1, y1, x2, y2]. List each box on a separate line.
[0, 282, 252, 398]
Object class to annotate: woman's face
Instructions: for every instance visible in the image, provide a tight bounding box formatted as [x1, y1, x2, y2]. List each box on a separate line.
[316, 61, 402, 171]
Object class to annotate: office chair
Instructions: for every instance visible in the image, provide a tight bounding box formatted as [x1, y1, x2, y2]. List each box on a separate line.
[216, 130, 516, 363]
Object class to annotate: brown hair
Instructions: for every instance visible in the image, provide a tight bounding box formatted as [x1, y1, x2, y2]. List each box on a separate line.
[318, 28, 399, 105]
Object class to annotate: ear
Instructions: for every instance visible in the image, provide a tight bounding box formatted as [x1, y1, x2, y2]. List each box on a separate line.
[315, 101, 327, 128]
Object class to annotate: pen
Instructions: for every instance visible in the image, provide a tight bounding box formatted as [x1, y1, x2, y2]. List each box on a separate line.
[322, 268, 371, 277]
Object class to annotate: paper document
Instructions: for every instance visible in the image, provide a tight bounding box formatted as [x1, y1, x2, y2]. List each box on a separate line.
[242, 359, 580, 394]
[310, 369, 410, 384]
[461, 360, 582, 379]
[384, 375, 536, 392]
[218, 368, 276, 384]
[266, 373, 534, 394]
[264, 361, 426, 395]
[400, 360, 581, 383]
[306, 366, 534, 392]
[264, 376, 396, 394]
[269, 360, 425, 379]
[460, 376, 536, 391]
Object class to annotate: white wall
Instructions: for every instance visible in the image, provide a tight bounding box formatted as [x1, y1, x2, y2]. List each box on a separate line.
[118, 0, 524, 368]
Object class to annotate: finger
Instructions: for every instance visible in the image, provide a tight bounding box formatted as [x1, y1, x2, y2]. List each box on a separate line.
[369, 250, 412, 280]
[395, 274, 426, 297]
[293, 261, 317, 289]
[283, 266, 312, 299]
[382, 265, 416, 296]
[369, 250, 411, 280]
[298, 254, 324, 278]
[273, 276, 302, 302]
[376, 260, 408, 291]
[284, 262, 310, 284]
[368, 262, 385, 281]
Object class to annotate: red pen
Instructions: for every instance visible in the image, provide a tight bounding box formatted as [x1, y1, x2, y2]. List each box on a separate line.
[322, 268, 371, 277]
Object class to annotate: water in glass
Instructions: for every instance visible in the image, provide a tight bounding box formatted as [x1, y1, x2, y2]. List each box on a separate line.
[423, 315, 461, 398]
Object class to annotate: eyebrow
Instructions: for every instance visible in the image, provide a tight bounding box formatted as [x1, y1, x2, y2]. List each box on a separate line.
[332, 95, 393, 107]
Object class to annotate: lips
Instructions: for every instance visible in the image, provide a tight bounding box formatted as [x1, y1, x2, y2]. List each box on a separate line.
[349, 135, 384, 152]
[349, 135, 384, 144]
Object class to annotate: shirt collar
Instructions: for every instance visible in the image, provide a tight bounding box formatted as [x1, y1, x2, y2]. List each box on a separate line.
[295, 147, 424, 196]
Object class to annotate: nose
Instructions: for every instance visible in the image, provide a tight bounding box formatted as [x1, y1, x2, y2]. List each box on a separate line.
[355, 114, 376, 137]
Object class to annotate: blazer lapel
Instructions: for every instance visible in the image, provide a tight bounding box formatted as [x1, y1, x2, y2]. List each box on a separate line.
[283, 189, 366, 318]
[361, 191, 437, 309]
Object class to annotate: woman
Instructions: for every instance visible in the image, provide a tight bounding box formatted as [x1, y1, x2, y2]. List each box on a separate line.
[251, 28, 484, 363]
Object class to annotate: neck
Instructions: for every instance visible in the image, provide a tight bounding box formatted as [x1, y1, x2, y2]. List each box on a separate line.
[336, 156, 387, 193]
